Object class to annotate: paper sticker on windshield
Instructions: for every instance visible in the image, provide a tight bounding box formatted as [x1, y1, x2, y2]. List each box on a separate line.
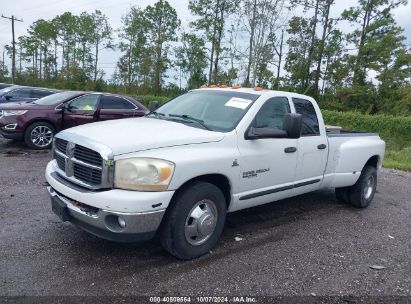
[225, 98, 252, 110]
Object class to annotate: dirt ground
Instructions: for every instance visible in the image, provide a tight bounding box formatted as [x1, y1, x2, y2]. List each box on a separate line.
[0, 137, 410, 300]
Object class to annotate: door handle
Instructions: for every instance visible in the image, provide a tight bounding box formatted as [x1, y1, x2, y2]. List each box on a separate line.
[317, 144, 327, 150]
[284, 147, 297, 153]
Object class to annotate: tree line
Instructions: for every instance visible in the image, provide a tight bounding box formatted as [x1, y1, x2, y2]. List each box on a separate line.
[0, 0, 410, 115]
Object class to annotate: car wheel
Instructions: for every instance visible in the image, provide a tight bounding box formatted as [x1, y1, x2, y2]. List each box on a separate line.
[335, 187, 350, 203]
[347, 166, 377, 208]
[160, 181, 227, 260]
[24, 122, 55, 150]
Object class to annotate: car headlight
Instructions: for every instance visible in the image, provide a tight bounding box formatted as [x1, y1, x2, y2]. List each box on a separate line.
[114, 158, 175, 191]
[3, 110, 28, 116]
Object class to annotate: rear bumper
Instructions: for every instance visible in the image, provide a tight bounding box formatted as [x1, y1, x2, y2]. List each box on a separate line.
[47, 186, 165, 242]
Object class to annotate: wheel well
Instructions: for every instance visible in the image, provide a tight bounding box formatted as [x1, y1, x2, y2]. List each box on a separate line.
[25, 119, 56, 133]
[173, 174, 232, 209]
[365, 155, 380, 169]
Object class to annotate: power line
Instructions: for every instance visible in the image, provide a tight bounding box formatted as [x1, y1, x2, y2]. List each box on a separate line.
[1, 14, 23, 82]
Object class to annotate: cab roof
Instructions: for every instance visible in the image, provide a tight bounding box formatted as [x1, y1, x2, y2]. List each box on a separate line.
[193, 87, 315, 101]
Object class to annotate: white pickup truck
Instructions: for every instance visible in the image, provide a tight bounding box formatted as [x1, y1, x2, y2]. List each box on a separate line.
[45, 88, 385, 259]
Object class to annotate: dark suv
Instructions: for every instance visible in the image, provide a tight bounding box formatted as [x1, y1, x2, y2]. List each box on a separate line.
[0, 85, 58, 104]
[0, 83, 13, 90]
[0, 91, 149, 149]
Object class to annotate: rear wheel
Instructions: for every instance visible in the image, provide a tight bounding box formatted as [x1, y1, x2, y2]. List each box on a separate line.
[348, 166, 377, 208]
[24, 122, 55, 150]
[160, 182, 227, 260]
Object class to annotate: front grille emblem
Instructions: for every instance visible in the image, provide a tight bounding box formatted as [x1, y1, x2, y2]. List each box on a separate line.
[65, 142, 76, 177]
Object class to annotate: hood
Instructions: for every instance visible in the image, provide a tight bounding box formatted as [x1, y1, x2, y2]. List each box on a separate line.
[57, 117, 225, 155]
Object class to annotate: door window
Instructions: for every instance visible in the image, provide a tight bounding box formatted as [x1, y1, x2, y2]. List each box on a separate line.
[253, 97, 290, 130]
[69, 94, 99, 110]
[100, 95, 136, 109]
[8, 88, 32, 98]
[292, 98, 320, 136]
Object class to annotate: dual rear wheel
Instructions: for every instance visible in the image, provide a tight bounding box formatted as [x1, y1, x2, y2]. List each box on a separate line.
[335, 165, 377, 208]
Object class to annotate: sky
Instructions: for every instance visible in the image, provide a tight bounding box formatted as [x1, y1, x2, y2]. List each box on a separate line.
[0, 0, 410, 83]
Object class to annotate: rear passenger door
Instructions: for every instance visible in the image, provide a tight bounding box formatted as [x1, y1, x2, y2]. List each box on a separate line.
[292, 98, 328, 195]
[98, 95, 141, 121]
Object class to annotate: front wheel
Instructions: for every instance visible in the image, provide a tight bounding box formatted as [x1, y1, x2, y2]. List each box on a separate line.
[24, 122, 55, 150]
[159, 182, 227, 260]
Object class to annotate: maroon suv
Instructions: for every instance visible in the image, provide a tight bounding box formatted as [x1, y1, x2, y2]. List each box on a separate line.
[0, 91, 149, 149]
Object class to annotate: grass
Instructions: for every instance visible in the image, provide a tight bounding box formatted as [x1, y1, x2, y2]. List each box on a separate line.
[383, 148, 411, 172]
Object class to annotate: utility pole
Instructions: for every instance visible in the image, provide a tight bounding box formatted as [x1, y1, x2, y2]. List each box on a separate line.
[1, 15, 23, 83]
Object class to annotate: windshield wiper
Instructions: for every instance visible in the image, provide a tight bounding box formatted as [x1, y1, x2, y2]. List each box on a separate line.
[147, 111, 166, 119]
[168, 114, 212, 131]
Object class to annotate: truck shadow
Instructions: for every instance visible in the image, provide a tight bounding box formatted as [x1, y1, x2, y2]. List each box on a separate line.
[63, 189, 347, 275]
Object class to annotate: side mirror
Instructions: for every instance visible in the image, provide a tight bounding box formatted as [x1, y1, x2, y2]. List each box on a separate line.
[283, 113, 302, 139]
[148, 100, 159, 112]
[62, 103, 73, 111]
[245, 127, 288, 140]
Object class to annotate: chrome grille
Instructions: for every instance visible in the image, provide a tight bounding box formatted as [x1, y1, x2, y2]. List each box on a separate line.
[55, 138, 68, 153]
[54, 151, 66, 171]
[73, 163, 102, 185]
[53, 138, 112, 189]
[74, 145, 102, 167]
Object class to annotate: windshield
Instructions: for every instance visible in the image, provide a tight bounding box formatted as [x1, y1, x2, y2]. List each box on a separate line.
[0, 86, 16, 96]
[33, 91, 80, 105]
[153, 90, 259, 132]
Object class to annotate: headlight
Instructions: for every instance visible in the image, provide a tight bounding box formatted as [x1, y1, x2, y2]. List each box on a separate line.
[3, 110, 28, 116]
[114, 158, 175, 191]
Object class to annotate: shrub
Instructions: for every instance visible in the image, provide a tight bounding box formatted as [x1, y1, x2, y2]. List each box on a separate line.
[322, 110, 411, 150]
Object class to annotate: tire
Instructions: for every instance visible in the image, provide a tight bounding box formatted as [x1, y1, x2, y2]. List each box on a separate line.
[347, 166, 377, 208]
[159, 181, 227, 260]
[335, 187, 350, 203]
[24, 122, 55, 150]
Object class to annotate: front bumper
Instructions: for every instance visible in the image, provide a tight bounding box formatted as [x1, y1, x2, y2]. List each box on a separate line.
[45, 161, 175, 242]
[0, 129, 23, 140]
[47, 187, 165, 242]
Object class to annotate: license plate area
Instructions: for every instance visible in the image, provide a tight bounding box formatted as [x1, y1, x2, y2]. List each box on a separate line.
[51, 196, 69, 222]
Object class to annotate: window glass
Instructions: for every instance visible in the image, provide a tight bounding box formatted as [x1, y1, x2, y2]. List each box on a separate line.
[253, 97, 290, 129]
[32, 89, 54, 98]
[69, 94, 99, 110]
[34, 91, 81, 105]
[156, 91, 259, 131]
[292, 98, 320, 136]
[100, 95, 135, 109]
[9, 88, 32, 98]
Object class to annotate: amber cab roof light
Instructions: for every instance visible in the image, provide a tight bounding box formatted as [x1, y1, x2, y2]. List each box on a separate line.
[231, 85, 241, 89]
[255, 86, 263, 91]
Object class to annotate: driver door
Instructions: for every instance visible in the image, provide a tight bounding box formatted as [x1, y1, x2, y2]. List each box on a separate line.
[236, 96, 298, 209]
[63, 94, 100, 129]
